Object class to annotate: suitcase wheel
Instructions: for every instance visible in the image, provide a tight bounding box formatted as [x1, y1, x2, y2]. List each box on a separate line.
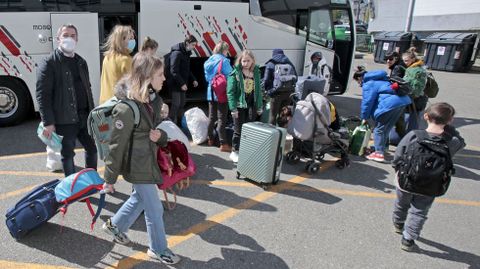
[286, 151, 301, 164]
[305, 161, 320, 174]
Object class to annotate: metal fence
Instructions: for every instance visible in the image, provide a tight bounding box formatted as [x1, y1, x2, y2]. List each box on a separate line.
[356, 33, 373, 53]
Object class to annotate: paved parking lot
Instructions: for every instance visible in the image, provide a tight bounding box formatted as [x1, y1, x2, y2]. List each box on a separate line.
[0, 56, 479, 268]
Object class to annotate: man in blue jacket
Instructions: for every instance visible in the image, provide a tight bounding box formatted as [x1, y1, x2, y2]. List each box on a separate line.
[263, 49, 297, 125]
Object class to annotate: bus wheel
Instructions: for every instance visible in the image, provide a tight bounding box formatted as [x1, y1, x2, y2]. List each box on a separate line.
[0, 78, 31, 126]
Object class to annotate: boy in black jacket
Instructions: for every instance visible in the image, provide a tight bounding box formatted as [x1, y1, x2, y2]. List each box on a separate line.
[392, 102, 465, 251]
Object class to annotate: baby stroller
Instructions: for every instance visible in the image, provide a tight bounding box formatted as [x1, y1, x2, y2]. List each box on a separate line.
[285, 92, 350, 173]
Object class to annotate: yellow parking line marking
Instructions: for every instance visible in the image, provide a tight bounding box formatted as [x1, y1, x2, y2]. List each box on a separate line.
[0, 167, 106, 177]
[2, 167, 480, 207]
[0, 185, 37, 200]
[455, 154, 480, 159]
[285, 186, 480, 207]
[106, 162, 335, 269]
[0, 260, 75, 269]
[193, 179, 256, 188]
[0, 171, 63, 177]
[0, 149, 84, 161]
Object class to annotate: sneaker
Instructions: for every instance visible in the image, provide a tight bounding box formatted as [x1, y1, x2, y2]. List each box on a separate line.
[401, 236, 417, 252]
[147, 248, 181, 265]
[102, 219, 130, 245]
[393, 222, 404, 234]
[229, 151, 239, 163]
[366, 152, 385, 163]
[220, 144, 232, 152]
[207, 138, 215, 147]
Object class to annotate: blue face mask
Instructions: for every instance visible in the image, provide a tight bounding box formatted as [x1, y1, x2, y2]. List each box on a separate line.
[127, 39, 136, 52]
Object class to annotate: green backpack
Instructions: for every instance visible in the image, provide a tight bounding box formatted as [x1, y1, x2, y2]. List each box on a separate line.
[424, 72, 439, 98]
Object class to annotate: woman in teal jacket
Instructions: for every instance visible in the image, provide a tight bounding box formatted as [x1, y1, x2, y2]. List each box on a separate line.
[226, 50, 263, 162]
[204, 41, 233, 152]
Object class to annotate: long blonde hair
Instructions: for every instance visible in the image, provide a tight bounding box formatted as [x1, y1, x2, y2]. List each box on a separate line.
[127, 52, 164, 103]
[103, 25, 134, 56]
[235, 50, 256, 71]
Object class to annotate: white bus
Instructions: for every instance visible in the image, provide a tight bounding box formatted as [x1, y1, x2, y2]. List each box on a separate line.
[0, 0, 355, 126]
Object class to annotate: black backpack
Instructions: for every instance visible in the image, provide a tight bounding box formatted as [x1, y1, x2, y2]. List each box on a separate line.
[163, 52, 172, 80]
[389, 76, 412, 96]
[395, 130, 455, 197]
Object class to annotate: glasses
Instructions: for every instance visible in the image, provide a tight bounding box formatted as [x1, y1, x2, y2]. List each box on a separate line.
[386, 58, 394, 61]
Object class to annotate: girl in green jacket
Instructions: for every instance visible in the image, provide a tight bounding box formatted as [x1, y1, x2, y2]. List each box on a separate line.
[402, 47, 428, 129]
[227, 50, 263, 162]
[102, 52, 181, 265]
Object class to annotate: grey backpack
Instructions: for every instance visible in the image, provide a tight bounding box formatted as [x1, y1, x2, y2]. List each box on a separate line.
[272, 63, 297, 93]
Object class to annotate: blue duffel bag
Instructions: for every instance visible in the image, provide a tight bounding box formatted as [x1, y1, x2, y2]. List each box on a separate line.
[5, 179, 61, 239]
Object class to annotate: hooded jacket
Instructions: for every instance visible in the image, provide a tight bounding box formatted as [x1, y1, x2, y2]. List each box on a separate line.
[227, 64, 263, 112]
[204, 54, 233, 101]
[166, 42, 196, 90]
[263, 51, 297, 93]
[404, 60, 427, 98]
[360, 70, 412, 120]
[103, 78, 168, 185]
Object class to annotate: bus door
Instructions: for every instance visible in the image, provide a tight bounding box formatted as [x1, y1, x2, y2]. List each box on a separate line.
[303, 6, 354, 95]
[50, 13, 101, 105]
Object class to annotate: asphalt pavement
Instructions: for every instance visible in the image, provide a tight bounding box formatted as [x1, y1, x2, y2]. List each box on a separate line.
[0, 55, 479, 269]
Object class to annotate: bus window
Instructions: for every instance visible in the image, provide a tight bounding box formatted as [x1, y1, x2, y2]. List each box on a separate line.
[331, 9, 352, 41]
[308, 9, 333, 48]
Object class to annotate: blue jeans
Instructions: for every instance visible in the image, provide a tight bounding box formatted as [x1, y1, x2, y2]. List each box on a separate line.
[55, 112, 97, 176]
[373, 107, 404, 153]
[112, 184, 168, 253]
[392, 188, 435, 241]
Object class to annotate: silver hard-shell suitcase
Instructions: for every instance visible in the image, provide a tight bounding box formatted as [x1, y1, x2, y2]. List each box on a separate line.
[236, 122, 287, 186]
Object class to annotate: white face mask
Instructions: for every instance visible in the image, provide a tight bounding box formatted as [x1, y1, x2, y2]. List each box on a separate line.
[60, 37, 76, 53]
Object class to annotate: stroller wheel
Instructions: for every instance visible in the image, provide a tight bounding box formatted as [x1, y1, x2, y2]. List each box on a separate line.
[306, 161, 320, 174]
[286, 151, 301, 164]
[315, 153, 325, 161]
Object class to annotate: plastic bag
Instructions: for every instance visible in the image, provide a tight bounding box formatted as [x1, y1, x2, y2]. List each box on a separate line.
[349, 123, 371, 156]
[37, 122, 63, 152]
[156, 120, 191, 151]
[46, 146, 63, 172]
[184, 107, 209, 145]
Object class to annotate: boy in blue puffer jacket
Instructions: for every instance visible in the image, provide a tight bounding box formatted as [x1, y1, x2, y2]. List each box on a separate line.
[352, 66, 411, 162]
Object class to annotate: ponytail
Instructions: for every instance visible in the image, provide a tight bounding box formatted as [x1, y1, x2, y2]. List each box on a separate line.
[402, 46, 418, 61]
[352, 65, 367, 80]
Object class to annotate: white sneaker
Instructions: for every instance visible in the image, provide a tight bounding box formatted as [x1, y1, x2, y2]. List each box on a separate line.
[147, 248, 181, 265]
[229, 151, 239, 163]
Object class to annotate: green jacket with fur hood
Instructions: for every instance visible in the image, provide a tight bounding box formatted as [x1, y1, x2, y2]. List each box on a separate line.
[404, 60, 427, 98]
[104, 78, 168, 185]
[227, 64, 263, 112]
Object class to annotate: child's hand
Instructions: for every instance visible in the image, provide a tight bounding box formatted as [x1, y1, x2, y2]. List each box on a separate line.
[103, 183, 115, 194]
[150, 129, 162, 142]
[231, 111, 239, 118]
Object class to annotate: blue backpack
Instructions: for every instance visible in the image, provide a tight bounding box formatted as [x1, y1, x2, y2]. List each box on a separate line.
[54, 168, 105, 230]
[5, 179, 61, 239]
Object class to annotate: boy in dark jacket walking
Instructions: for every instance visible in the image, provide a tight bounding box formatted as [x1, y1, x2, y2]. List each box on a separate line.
[263, 49, 297, 125]
[392, 102, 465, 251]
[166, 35, 199, 125]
